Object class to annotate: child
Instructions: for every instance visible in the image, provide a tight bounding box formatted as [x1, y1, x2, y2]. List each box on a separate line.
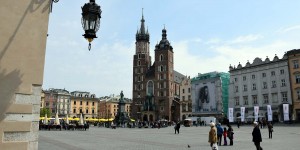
[223, 127, 228, 146]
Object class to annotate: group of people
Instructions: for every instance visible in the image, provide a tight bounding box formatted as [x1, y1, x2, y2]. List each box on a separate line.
[208, 121, 273, 150]
[209, 123, 234, 148]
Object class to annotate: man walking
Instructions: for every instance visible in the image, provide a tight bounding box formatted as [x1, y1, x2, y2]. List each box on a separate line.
[252, 121, 263, 150]
[216, 123, 223, 146]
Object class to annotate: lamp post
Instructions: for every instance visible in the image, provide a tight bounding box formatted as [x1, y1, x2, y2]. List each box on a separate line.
[81, 0, 102, 51]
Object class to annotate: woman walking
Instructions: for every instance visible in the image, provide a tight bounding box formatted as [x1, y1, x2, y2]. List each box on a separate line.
[208, 122, 218, 148]
[268, 122, 273, 139]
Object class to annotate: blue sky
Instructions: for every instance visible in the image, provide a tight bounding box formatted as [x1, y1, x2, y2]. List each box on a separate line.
[43, 0, 300, 98]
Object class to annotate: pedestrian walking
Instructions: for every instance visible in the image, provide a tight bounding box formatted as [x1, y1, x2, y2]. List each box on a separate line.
[267, 122, 273, 139]
[208, 122, 218, 148]
[252, 121, 263, 150]
[223, 127, 228, 146]
[227, 125, 234, 145]
[174, 122, 180, 134]
[216, 123, 223, 146]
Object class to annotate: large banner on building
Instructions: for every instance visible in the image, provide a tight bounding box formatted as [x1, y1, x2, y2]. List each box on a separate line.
[283, 104, 289, 121]
[193, 82, 219, 113]
[254, 106, 259, 122]
[267, 105, 272, 121]
[228, 108, 234, 122]
[240, 107, 245, 122]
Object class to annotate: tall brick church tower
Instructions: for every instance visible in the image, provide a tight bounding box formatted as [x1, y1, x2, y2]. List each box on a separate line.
[132, 12, 175, 122]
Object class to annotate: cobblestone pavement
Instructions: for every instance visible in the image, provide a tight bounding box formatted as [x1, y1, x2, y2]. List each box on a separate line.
[39, 124, 300, 150]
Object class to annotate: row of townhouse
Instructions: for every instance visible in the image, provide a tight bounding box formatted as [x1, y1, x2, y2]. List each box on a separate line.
[41, 89, 132, 119]
[228, 49, 300, 122]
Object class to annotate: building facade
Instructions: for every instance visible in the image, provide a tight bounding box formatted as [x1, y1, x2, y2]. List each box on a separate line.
[179, 76, 192, 120]
[286, 49, 300, 122]
[229, 55, 292, 122]
[131, 14, 184, 122]
[191, 72, 229, 120]
[0, 1, 50, 149]
[70, 91, 98, 119]
[43, 88, 71, 117]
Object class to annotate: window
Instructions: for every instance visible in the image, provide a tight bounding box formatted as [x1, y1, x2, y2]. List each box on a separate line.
[281, 79, 286, 87]
[252, 75, 256, 79]
[252, 84, 256, 90]
[272, 93, 278, 103]
[296, 75, 300, 84]
[252, 95, 258, 104]
[280, 69, 284, 75]
[297, 90, 300, 100]
[243, 96, 248, 105]
[234, 78, 238, 82]
[293, 60, 299, 69]
[263, 82, 268, 89]
[243, 85, 247, 91]
[138, 60, 141, 66]
[271, 71, 275, 76]
[86, 109, 88, 114]
[160, 54, 163, 61]
[182, 96, 185, 101]
[272, 81, 276, 88]
[188, 95, 191, 100]
[86, 101, 89, 105]
[80, 109, 82, 113]
[235, 86, 238, 92]
[263, 94, 269, 104]
[262, 73, 266, 77]
[74, 101, 76, 105]
[92, 102, 94, 106]
[281, 92, 288, 103]
[243, 76, 246, 81]
[92, 109, 95, 114]
[235, 97, 240, 106]
[80, 101, 82, 105]
[188, 88, 191, 93]
[182, 89, 185, 93]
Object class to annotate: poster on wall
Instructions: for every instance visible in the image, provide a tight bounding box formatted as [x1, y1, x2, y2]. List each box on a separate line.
[240, 107, 245, 122]
[267, 105, 272, 121]
[254, 106, 259, 122]
[193, 82, 218, 113]
[283, 104, 289, 121]
[228, 108, 234, 122]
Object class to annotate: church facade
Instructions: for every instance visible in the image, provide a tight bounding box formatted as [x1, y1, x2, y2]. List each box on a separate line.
[131, 14, 185, 122]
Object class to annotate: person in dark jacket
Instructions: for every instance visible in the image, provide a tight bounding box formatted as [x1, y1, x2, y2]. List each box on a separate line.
[227, 125, 234, 145]
[252, 121, 263, 150]
[216, 123, 224, 146]
[174, 122, 181, 134]
[267, 122, 273, 139]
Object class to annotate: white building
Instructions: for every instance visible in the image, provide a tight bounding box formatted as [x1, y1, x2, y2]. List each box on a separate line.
[229, 54, 292, 122]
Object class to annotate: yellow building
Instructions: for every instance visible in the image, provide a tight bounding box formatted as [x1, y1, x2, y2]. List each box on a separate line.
[287, 49, 300, 122]
[70, 91, 99, 119]
[98, 95, 132, 119]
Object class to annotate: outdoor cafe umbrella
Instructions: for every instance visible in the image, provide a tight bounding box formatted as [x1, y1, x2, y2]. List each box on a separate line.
[55, 112, 60, 125]
[79, 113, 84, 125]
[44, 114, 48, 125]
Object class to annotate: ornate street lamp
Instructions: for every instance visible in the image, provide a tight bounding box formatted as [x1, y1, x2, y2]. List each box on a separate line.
[81, 0, 102, 51]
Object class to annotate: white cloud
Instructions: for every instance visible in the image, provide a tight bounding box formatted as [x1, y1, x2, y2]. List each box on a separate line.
[277, 25, 300, 33]
[230, 34, 264, 44]
[173, 37, 298, 79]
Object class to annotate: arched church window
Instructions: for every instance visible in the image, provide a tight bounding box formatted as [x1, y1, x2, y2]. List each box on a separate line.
[147, 80, 154, 95]
[160, 54, 163, 61]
